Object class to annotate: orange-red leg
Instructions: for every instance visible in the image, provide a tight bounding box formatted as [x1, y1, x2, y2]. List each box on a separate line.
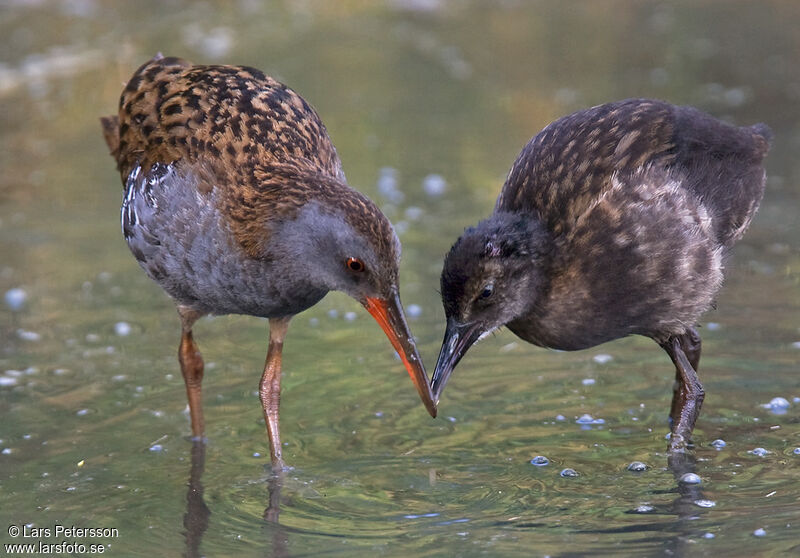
[178, 306, 206, 440]
[261, 317, 291, 470]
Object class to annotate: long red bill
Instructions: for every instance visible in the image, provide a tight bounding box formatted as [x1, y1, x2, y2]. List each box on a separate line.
[363, 293, 437, 418]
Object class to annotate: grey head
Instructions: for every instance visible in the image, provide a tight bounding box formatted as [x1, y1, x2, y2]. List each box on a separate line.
[432, 212, 552, 402]
[270, 198, 401, 304]
[269, 189, 438, 418]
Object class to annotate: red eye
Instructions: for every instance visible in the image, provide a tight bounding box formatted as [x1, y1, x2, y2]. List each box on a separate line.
[346, 257, 365, 272]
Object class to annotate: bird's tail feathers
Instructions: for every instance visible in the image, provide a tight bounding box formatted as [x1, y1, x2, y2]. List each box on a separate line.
[100, 115, 120, 165]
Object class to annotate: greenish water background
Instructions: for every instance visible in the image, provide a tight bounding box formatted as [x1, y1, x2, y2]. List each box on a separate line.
[1, 1, 798, 556]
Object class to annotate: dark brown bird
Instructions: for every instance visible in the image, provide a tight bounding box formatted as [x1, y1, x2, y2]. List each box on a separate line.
[101, 55, 437, 468]
[433, 99, 771, 452]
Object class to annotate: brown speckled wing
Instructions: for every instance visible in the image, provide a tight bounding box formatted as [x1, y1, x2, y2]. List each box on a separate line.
[101, 55, 365, 260]
[495, 99, 678, 237]
[108, 55, 343, 184]
[224, 163, 399, 266]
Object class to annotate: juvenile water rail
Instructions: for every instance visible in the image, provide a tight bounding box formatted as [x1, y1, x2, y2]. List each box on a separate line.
[101, 55, 436, 468]
[433, 99, 771, 451]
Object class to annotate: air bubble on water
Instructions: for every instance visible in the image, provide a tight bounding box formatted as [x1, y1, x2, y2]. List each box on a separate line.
[694, 499, 716, 508]
[560, 468, 579, 477]
[422, 174, 447, 197]
[377, 167, 404, 203]
[4, 288, 27, 311]
[748, 447, 770, 457]
[403, 512, 440, 519]
[679, 472, 702, 484]
[114, 321, 132, 336]
[407, 304, 422, 318]
[17, 329, 41, 341]
[529, 456, 549, 466]
[724, 87, 749, 107]
[761, 397, 790, 414]
[753, 528, 766, 537]
[404, 206, 424, 220]
[592, 354, 613, 364]
[499, 342, 518, 352]
[627, 461, 648, 472]
[576, 414, 605, 425]
[711, 439, 726, 450]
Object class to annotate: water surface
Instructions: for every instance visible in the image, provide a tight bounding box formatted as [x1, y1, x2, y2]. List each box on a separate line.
[1, 2, 799, 556]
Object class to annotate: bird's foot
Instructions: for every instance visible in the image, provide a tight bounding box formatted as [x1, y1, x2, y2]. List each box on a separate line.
[268, 456, 289, 476]
[666, 431, 694, 454]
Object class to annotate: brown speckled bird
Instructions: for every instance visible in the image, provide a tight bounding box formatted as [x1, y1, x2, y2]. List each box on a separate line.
[433, 99, 771, 452]
[101, 55, 436, 468]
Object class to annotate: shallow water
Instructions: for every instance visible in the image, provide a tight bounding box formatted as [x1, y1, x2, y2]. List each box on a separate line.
[1, 2, 799, 556]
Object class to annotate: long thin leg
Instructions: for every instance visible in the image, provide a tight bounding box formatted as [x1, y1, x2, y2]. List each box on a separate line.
[261, 316, 292, 470]
[661, 327, 705, 452]
[178, 306, 206, 440]
[669, 327, 701, 423]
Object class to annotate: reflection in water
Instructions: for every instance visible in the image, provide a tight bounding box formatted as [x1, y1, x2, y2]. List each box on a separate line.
[578, 451, 708, 554]
[264, 471, 289, 558]
[663, 451, 707, 556]
[667, 451, 705, 520]
[183, 441, 210, 558]
[181, 441, 289, 557]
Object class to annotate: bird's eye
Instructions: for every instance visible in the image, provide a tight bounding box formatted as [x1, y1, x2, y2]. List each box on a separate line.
[346, 257, 365, 273]
[479, 283, 494, 300]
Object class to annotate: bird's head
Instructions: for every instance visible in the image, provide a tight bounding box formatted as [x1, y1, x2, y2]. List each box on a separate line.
[272, 182, 437, 418]
[433, 212, 551, 403]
